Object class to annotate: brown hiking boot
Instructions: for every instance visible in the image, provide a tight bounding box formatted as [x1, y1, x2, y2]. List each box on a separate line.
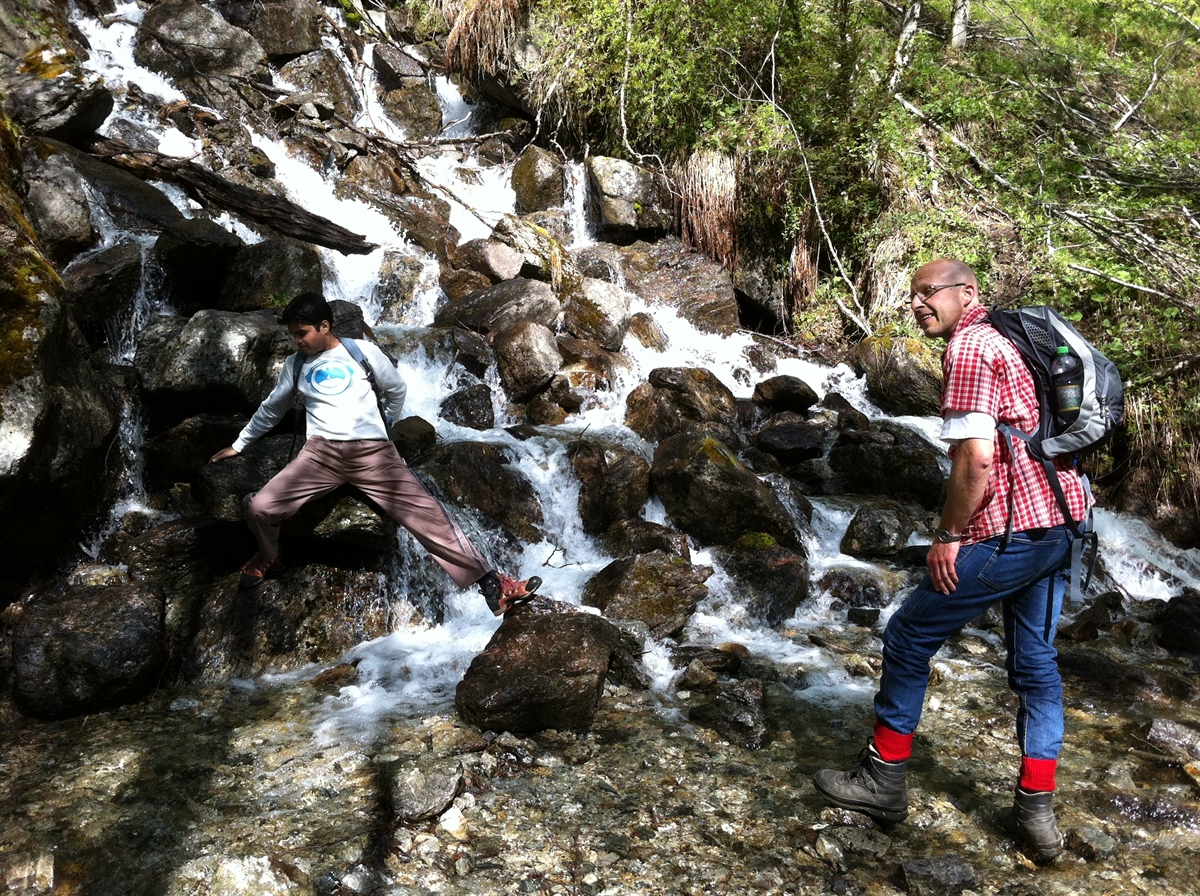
[239, 552, 282, 589]
[478, 571, 542, 616]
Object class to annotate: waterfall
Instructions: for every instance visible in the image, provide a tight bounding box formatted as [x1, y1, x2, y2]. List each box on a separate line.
[57, 0, 1199, 746]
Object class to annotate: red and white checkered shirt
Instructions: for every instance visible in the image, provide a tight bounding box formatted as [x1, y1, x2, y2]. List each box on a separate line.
[942, 303, 1092, 544]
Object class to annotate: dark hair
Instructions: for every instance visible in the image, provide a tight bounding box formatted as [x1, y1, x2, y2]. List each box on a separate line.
[280, 292, 333, 327]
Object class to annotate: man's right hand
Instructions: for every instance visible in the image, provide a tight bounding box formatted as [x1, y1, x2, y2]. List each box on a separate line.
[210, 447, 239, 463]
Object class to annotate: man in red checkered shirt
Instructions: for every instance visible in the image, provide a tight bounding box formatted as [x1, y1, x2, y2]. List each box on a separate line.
[814, 259, 1091, 862]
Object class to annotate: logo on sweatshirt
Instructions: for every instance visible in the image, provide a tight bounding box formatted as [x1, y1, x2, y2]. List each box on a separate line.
[305, 359, 355, 396]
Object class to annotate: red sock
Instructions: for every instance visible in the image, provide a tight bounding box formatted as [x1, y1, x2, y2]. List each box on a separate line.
[1019, 756, 1057, 792]
[873, 720, 914, 762]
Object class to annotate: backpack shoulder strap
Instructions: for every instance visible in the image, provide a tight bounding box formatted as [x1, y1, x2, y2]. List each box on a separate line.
[339, 337, 378, 394]
[290, 351, 306, 395]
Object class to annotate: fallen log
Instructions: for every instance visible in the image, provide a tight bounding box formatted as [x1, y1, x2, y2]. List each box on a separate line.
[81, 137, 376, 255]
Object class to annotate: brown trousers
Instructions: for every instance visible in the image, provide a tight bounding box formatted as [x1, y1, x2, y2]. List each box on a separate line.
[245, 437, 490, 588]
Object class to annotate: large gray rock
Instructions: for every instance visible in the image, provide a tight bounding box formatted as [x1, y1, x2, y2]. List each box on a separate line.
[456, 598, 625, 733]
[651, 432, 799, 550]
[840, 503, 917, 558]
[563, 277, 631, 351]
[512, 145, 565, 213]
[383, 193, 460, 261]
[219, 236, 323, 311]
[568, 440, 650, 535]
[603, 519, 691, 561]
[752, 374, 819, 414]
[21, 150, 95, 262]
[853, 331, 943, 417]
[134, 309, 288, 414]
[716, 536, 811, 627]
[2, 56, 113, 143]
[688, 679, 773, 750]
[279, 49, 360, 118]
[624, 366, 739, 445]
[13, 583, 167, 719]
[828, 423, 948, 511]
[617, 239, 740, 335]
[433, 277, 561, 336]
[379, 83, 442, 140]
[1158, 590, 1200, 656]
[61, 242, 144, 325]
[418, 441, 545, 545]
[582, 551, 713, 640]
[439, 383, 494, 430]
[587, 156, 673, 236]
[218, 0, 322, 57]
[154, 218, 245, 315]
[494, 321, 562, 400]
[372, 43, 428, 90]
[454, 238, 525, 283]
[374, 250, 427, 321]
[385, 761, 465, 823]
[142, 413, 248, 491]
[135, 0, 270, 110]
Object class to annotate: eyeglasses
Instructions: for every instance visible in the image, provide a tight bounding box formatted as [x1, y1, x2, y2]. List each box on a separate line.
[910, 282, 966, 302]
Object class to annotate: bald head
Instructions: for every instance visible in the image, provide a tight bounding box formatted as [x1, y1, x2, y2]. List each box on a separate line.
[909, 258, 980, 340]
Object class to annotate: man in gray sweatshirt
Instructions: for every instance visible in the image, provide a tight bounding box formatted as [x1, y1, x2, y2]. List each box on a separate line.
[210, 292, 538, 614]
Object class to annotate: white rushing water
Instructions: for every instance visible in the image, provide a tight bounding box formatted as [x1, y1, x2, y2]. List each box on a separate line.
[68, 2, 1199, 746]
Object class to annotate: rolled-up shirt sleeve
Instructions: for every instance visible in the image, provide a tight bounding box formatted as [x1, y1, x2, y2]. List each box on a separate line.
[940, 409, 996, 445]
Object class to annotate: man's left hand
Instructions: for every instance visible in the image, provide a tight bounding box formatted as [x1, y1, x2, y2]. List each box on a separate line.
[927, 541, 960, 594]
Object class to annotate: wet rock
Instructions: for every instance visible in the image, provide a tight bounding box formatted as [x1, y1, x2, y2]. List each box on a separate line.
[433, 277, 561, 336]
[143, 413, 249, 490]
[372, 43, 427, 89]
[60, 241, 143, 325]
[219, 236, 323, 312]
[822, 392, 872, 431]
[1066, 825, 1118, 861]
[456, 599, 624, 733]
[134, 309, 287, 418]
[625, 366, 739, 444]
[419, 441, 545, 544]
[380, 192, 459, 261]
[587, 156, 673, 237]
[1158, 589, 1200, 655]
[820, 825, 891, 860]
[385, 761, 465, 822]
[602, 519, 691, 561]
[21, 149, 95, 262]
[279, 49, 359, 118]
[454, 238, 525, 283]
[1059, 590, 1124, 642]
[379, 83, 443, 140]
[491, 213, 579, 287]
[1146, 718, 1200, 762]
[752, 374, 819, 414]
[651, 432, 798, 550]
[828, 424, 948, 511]
[1058, 645, 1198, 702]
[687, 679, 773, 750]
[848, 607, 881, 626]
[563, 277, 631, 351]
[568, 440, 651, 535]
[816, 567, 891, 608]
[415, 326, 492, 380]
[373, 251, 425, 320]
[494, 321, 562, 400]
[754, 419, 829, 465]
[512, 145, 565, 213]
[716, 535, 811, 627]
[154, 218, 245, 315]
[557, 335, 629, 391]
[627, 311, 669, 351]
[13, 583, 167, 718]
[439, 383, 495, 430]
[135, 0, 270, 112]
[185, 563, 393, 679]
[678, 659, 718, 689]
[391, 416, 437, 462]
[581, 551, 712, 639]
[899, 854, 977, 895]
[840, 504, 916, 558]
[853, 331, 943, 418]
[2, 51, 113, 143]
[670, 644, 745, 675]
[220, 0, 322, 57]
[67, 143, 185, 233]
[618, 239, 740, 335]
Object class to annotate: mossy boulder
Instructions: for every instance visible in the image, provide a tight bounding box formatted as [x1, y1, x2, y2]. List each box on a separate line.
[582, 550, 713, 640]
[853, 329, 942, 417]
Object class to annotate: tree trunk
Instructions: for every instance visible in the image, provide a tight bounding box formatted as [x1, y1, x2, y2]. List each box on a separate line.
[886, 0, 923, 92]
[951, 0, 969, 49]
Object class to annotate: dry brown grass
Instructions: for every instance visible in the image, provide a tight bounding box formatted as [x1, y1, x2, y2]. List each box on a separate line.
[678, 149, 739, 270]
[444, 0, 528, 78]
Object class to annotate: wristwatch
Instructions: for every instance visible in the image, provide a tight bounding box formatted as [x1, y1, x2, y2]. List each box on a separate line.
[934, 528, 962, 544]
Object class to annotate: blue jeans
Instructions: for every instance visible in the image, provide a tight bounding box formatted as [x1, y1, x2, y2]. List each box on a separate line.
[875, 526, 1074, 760]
